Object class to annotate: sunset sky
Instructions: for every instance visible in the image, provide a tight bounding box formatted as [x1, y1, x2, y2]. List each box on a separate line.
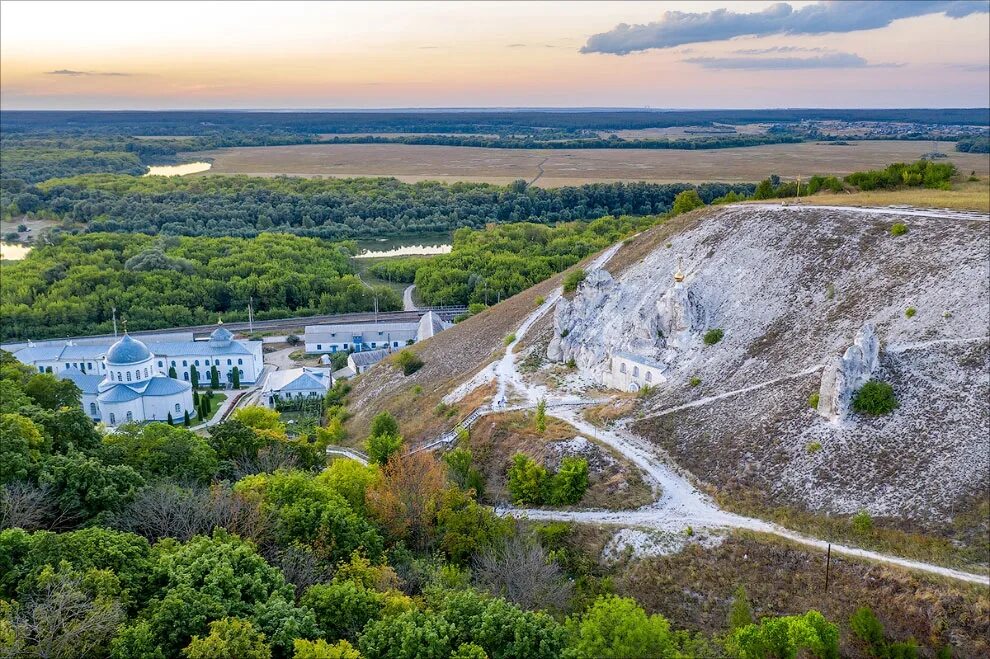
[2, 1, 988, 109]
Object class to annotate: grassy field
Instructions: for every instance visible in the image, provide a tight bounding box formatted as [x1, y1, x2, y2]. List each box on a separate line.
[193, 140, 990, 187]
[797, 176, 990, 212]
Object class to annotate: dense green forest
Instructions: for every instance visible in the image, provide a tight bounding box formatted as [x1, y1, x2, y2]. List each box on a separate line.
[3, 175, 752, 239]
[412, 216, 657, 307]
[955, 135, 990, 153]
[0, 233, 399, 341]
[0, 353, 931, 658]
[317, 133, 802, 150]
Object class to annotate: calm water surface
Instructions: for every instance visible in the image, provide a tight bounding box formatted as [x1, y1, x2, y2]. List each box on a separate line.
[144, 162, 212, 176]
[0, 242, 31, 260]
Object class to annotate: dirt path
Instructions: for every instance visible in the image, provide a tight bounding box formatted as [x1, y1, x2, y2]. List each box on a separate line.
[528, 157, 548, 187]
[488, 238, 990, 586]
[403, 284, 417, 311]
[747, 202, 990, 223]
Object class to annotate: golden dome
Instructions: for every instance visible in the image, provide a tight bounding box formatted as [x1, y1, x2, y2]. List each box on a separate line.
[673, 255, 686, 283]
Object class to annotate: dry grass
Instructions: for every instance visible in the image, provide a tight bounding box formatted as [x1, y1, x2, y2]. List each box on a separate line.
[612, 530, 989, 655]
[796, 176, 990, 212]
[193, 141, 990, 187]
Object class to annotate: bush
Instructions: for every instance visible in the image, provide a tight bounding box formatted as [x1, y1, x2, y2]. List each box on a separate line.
[806, 442, 822, 455]
[689, 376, 701, 387]
[562, 269, 586, 293]
[703, 328, 724, 345]
[366, 432, 403, 467]
[286, 335, 301, 346]
[852, 380, 898, 415]
[851, 510, 874, 535]
[506, 454, 549, 505]
[890, 223, 909, 236]
[547, 458, 589, 506]
[504, 333, 516, 346]
[905, 307, 916, 318]
[671, 189, 705, 215]
[395, 350, 424, 376]
[808, 392, 820, 408]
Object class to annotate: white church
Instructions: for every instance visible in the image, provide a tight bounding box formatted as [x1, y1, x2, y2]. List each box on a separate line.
[62, 333, 195, 426]
[11, 321, 264, 426]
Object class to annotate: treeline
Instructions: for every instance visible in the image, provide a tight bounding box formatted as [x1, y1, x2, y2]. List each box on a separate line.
[4, 175, 752, 239]
[319, 133, 803, 150]
[0, 232, 399, 341]
[748, 160, 959, 200]
[0, 360, 912, 658]
[4, 108, 988, 136]
[413, 215, 660, 307]
[955, 136, 990, 153]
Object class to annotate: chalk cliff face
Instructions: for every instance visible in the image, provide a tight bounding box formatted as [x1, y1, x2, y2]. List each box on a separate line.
[547, 204, 989, 522]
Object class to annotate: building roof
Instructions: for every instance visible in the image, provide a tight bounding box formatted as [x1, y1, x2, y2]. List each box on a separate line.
[60, 344, 109, 360]
[417, 311, 447, 341]
[147, 340, 253, 356]
[348, 349, 389, 367]
[96, 374, 191, 402]
[13, 345, 65, 363]
[97, 384, 144, 403]
[612, 350, 664, 370]
[209, 324, 234, 346]
[106, 334, 152, 365]
[264, 367, 332, 393]
[58, 367, 102, 395]
[305, 322, 419, 339]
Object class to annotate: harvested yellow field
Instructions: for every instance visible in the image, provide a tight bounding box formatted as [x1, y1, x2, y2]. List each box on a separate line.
[194, 140, 990, 187]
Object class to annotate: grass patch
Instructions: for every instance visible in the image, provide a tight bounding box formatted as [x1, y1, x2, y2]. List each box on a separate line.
[702, 328, 724, 345]
[890, 222, 909, 236]
[504, 333, 516, 346]
[852, 380, 898, 415]
[563, 269, 586, 293]
[689, 376, 701, 387]
[905, 306, 917, 318]
[800, 176, 990, 213]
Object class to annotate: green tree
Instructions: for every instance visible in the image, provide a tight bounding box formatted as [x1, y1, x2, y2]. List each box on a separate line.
[168, 366, 178, 379]
[320, 459, 379, 514]
[369, 412, 399, 439]
[671, 189, 704, 215]
[395, 350, 424, 376]
[547, 457, 589, 506]
[167, 412, 174, 426]
[535, 399, 547, 434]
[193, 390, 200, 407]
[0, 413, 47, 483]
[102, 423, 219, 484]
[232, 367, 240, 389]
[849, 607, 886, 657]
[182, 617, 271, 659]
[38, 452, 144, 519]
[184, 411, 191, 427]
[293, 639, 362, 659]
[22, 374, 80, 411]
[190, 365, 200, 390]
[207, 421, 267, 462]
[301, 581, 385, 642]
[210, 366, 220, 390]
[506, 454, 548, 505]
[359, 609, 456, 659]
[563, 595, 674, 659]
[728, 585, 754, 630]
[366, 432, 404, 467]
[728, 610, 839, 659]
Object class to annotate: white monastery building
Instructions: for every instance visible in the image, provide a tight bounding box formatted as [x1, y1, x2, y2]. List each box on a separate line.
[260, 367, 333, 408]
[12, 321, 264, 387]
[304, 311, 448, 354]
[59, 333, 194, 426]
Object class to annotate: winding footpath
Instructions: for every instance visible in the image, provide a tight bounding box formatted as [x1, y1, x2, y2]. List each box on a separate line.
[491, 241, 989, 586]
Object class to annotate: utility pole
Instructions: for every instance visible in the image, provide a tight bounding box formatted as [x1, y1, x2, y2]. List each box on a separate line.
[824, 543, 831, 593]
[796, 175, 801, 200]
[248, 297, 254, 333]
[112, 307, 118, 338]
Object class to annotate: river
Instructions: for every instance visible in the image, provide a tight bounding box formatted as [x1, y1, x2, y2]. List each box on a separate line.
[354, 234, 452, 258]
[0, 242, 31, 260]
[144, 162, 212, 176]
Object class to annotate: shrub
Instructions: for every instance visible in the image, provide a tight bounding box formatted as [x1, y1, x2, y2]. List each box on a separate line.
[890, 223, 909, 236]
[806, 442, 822, 455]
[395, 349, 424, 376]
[808, 392, 820, 408]
[671, 189, 705, 215]
[689, 376, 701, 388]
[905, 307, 916, 318]
[852, 380, 898, 415]
[851, 510, 874, 535]
[366, 432, 403, 467]
[286, 335, 301, 346]
[547, 458, 589, 506]
[566, 358, 576, 369]
[504, 333, 516, 346]
[560, 329, 569, 338]
[534, 399, 547, 434]
[534, 296, 545, 306]
[563, 269, 586, 293]
[506, 454, 549, 505]
[703, 328, 724, 345]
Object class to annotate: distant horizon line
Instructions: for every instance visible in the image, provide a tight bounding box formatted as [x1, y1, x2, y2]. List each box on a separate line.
[3, 106, 989, 113]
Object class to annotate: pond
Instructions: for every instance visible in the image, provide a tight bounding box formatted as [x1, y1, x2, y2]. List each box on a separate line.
[0, 242, 32, 260]
[144, 162, 212, 176]
[354, 234, 452, 259]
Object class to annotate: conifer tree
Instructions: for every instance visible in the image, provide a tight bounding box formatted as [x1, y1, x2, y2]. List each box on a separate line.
[168, 365, 177, 379]
[167, 411, 174, 425]
[210, 365, 220, 389]
[190, 364, 199, 389]
[184, 410, 191, 427]
[232, 368, 240, 389]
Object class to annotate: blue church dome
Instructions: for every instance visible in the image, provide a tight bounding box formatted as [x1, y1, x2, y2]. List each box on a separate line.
[105, 334, 152, 365]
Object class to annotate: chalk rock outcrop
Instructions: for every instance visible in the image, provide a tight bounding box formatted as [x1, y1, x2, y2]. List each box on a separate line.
[817, 323, 881, 421]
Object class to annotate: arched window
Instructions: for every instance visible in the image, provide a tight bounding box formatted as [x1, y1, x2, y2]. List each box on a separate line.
[175, 403, 181, 413]
[194, 360, 199, 366]
[109, 413, 116, 425]
[171, 360, 176, 367]
[125, 411, 133, 422]
[144, 368, 149, 378]
[645, 371, 653, 382]
[134, 370, 140, 380]
[619, 363, 627, 374]
[126, 371, 132, 382]
[90, 403, 98, 416]
[227, 359, 232, 365]
[632, 366, 639, 377]
[183, 373, 189, 381]
[182, 360, 187, 367]
[237, 359, 243, 365]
